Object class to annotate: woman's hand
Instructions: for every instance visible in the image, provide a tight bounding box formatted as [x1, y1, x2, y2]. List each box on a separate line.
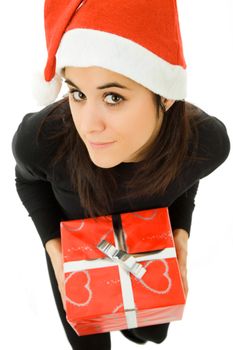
[45, 238, 66, 311]
[173, 228, 189, 299]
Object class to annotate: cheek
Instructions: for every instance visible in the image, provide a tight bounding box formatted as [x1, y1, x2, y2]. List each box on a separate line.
[123, 110, 156, 145]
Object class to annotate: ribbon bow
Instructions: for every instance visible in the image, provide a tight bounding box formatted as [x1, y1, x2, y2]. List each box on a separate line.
[97, 239, 147, 279]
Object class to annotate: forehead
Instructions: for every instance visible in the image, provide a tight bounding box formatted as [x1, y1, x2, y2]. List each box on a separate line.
[64, 66, 139, 88]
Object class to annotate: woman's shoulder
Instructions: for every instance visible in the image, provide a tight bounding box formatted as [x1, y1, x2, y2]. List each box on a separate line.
[186, 101, 224, 126]
[184, 101, 231, 180]
[12, 99, 68, 177]
[185, 101, 230, 154]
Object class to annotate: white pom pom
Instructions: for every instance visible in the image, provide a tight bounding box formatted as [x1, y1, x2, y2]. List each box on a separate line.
[31, 71, 62, 106]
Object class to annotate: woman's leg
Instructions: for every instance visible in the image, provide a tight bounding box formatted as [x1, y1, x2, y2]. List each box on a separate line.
[131, 322, 170, 344]
[45, 251, 111, 350]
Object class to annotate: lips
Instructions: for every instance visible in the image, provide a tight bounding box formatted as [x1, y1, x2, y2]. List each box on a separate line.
[88, 141, 116, 149]
[90, 141, 114, 145]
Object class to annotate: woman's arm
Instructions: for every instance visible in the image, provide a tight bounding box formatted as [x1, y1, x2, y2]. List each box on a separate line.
[12, 106, 66, 248]
[45, 237, 66, 310]
[173, 228, 189, 298]
[168, 180, 200, 238]
[14, 163, 65, 247]
[168, 181, 200, 298]
[169, 114, 230, 298]
[13, 152, 67, 308]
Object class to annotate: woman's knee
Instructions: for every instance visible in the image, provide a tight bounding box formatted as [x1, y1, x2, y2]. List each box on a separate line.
[152, 333, 168, 344]
[132, 322, 170, 344]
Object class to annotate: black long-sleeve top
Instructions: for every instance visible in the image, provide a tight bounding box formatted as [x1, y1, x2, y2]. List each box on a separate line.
[12, 101, 231, 247]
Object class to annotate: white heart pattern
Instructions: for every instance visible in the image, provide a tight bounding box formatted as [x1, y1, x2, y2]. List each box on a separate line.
[138, 259, 172, 294]
[65, 270, 93, 307]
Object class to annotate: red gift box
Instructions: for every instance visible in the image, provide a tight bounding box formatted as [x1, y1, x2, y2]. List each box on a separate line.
[60, 207, 186, 336]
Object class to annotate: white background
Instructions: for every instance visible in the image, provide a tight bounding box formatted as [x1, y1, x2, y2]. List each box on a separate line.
[1, 0, 233, 349]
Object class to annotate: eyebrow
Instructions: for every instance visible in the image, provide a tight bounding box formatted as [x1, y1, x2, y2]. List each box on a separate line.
[64, 78, 131, 90]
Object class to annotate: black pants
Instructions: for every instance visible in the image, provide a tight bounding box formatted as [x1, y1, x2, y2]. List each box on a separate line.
[45, 251, 170, 350]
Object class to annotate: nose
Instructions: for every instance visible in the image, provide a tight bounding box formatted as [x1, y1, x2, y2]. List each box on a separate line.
[77, 103, 106, 134]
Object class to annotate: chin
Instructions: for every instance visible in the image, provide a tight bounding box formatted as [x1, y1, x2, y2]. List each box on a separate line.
[90, 157, 121, 169]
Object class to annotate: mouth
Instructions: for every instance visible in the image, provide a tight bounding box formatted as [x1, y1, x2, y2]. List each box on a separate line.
[88, 141, 116, 149]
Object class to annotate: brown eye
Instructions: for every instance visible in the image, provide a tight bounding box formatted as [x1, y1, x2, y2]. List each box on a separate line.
[69, 90, 85, 102]
[104, 93, 123, 106]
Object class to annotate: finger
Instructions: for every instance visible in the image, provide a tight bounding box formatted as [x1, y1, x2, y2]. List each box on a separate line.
[183, 277, 188, 297]
[62, 298, 67, 312]
[62, 293, 67, 311]
[62, 288, 67, 312]
[58, 283, 67, 311]
[176, 252, 188, 297]
[180, 268, 188, 298]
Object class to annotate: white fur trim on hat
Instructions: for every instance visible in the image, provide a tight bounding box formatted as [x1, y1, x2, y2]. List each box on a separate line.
[56, 28, 187, 100]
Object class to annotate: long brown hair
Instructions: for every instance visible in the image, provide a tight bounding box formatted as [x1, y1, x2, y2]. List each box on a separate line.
[37, 95, 208, 217]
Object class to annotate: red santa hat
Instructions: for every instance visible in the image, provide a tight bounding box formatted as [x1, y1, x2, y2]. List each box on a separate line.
[32, 0, 187, 106]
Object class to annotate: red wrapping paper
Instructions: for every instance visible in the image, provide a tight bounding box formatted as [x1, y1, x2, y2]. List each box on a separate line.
[60, 207, 186, 336]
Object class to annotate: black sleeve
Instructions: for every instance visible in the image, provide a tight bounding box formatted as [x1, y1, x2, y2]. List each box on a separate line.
[12, 104, 66, 248]
[14, 164, 64, 248]
[168, 180, 199, 238]
[169, 114, 231, 238]
[185, 115, 231, 182]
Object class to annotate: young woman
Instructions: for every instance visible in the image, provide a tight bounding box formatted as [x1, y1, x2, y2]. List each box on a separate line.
[12, 1, 230, 349]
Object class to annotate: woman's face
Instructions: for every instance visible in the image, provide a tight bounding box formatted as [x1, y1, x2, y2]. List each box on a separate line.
[64, 66, 164, 168]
